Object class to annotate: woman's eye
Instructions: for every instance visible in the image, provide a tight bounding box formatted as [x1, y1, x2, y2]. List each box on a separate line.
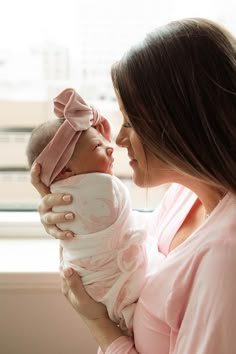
[123, 121, 132, 128]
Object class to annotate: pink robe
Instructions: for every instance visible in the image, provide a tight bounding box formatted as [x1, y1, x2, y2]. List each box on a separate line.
[100, 183, 236, 353]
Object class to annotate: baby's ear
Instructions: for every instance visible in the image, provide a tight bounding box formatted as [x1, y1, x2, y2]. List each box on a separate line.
[56, 167, 73, 181]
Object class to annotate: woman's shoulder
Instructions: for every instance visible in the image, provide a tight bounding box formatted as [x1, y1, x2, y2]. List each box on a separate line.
[153, 183, 197, 222]
[200, 191, 236, 245]
[162, 183, 196, 205]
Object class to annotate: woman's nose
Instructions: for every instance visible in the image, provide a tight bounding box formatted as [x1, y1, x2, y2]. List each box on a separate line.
[116, 129, 128, 148]
[106, 146, 114, 156]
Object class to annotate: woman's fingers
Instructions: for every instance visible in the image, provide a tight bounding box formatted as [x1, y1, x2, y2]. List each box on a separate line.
[61, 269, 86, 313]
[59, 246, 64, 266]
[61, 268, 80, 296]
[37, 194, 75, 239]
[61, 269, 108, 320]
[39, 209, 74, 239]
[39, 209, 74, 224]
[30, 163, 50, 197]
[44, 224, 74, 240]
[38, 193, 73, 213]
[30, 163, 75, 240]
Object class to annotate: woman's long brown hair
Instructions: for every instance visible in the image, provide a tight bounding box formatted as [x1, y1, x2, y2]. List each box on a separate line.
[112, 18, 236, 193]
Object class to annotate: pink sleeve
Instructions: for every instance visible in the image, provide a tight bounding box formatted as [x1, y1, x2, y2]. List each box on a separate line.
[173, 241, 236, 354]
[105, 336, 137, 354]
[97, 337, 137, 354]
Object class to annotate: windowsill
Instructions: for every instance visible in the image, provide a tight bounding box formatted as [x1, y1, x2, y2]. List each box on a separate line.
[0, 205, 157, 276]
[0, 238, 60, 273]
[0, 211, 60, 275]
[0, 211, 47, 238]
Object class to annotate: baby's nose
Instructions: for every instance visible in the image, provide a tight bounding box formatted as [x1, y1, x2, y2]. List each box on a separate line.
[106, 147, 114, 156]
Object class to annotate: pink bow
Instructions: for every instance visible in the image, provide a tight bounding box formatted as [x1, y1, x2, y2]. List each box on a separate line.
[36, 88, 111, 186]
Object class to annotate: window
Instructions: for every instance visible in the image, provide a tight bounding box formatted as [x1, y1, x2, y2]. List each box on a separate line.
[0, 0, 235, 214]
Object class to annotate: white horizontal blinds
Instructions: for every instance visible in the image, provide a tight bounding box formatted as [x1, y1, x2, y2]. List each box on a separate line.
[0, 130, 31, 168]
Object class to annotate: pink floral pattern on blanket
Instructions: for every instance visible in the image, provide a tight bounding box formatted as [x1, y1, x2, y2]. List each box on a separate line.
[75, 197, 119, 233]
[72, 252, 118, 271]
[86, 276, 119, 300]
[55, 173, 151, 331]
[113, 228, 148, 272]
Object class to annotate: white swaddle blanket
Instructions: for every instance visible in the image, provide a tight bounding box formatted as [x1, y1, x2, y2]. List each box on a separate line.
[51, 173, 163, 331]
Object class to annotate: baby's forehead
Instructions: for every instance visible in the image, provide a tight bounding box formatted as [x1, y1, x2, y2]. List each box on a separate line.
[75, 127, 105, 150]
[83, 126, 102, 140]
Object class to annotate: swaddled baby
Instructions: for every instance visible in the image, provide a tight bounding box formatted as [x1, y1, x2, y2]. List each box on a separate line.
[26, 88, 163, 333]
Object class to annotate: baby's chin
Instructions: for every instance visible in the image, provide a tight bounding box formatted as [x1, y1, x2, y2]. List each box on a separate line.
[104, 161, 114, 175]
[106, 167, 114, 176]
[104, 165, 114, 175]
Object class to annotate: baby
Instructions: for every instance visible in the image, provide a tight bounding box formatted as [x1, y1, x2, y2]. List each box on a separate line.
[26, 88, 163, 333]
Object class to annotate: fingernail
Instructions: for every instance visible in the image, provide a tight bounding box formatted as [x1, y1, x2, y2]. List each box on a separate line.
[65, 213, 74, 220]
[62, 195, 72, 202]
[64, 268, 73, 278]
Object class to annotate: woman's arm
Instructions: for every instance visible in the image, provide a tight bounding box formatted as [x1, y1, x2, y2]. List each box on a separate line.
[61, 268, 130, 353]
[31, 163, 75, 239]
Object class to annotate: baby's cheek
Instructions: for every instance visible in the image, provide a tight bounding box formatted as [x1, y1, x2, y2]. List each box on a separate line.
[97, 155, 109, 171]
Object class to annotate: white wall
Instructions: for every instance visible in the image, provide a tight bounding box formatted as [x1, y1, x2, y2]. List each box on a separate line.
[0, 273, 98, 354]
[0, 220, 98, 354]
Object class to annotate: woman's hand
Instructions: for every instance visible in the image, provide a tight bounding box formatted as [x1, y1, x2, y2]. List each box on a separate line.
[30, 163, 50, 197]
[61, 268, 124, 352]
[61, 268, 108, 321]
[31, 163, 75, 240]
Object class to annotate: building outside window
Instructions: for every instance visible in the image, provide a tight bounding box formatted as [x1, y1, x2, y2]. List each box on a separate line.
[0, 0, 235, 216]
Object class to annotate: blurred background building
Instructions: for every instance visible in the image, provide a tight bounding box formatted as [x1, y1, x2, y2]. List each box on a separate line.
[0, 0, 235, 211]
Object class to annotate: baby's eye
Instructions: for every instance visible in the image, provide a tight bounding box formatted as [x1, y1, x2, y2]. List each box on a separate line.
[95, 142, 102, 148]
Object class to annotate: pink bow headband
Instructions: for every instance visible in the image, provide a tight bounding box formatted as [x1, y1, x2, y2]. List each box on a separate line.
[36, 88, 111, 186]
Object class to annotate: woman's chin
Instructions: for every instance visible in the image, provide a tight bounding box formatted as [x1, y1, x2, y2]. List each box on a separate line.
[132, 173, 147, 188]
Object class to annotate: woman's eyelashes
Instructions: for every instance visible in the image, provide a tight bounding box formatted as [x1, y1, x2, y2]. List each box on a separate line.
[123, 121, 132, 128]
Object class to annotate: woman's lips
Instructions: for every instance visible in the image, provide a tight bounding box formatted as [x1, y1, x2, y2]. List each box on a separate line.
[129, 158, 137, 168]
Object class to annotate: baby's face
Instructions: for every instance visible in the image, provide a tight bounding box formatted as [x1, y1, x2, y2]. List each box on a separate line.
[69, 127, 114, 175]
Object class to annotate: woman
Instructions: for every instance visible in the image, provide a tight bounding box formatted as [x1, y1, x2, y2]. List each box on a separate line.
[31, 18, 236, 353]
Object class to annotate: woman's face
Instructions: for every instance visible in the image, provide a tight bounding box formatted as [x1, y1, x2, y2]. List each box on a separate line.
[116, 105, 174, 188]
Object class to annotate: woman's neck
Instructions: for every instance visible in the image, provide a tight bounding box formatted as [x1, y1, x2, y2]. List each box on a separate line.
[173, 176, 228, 218]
